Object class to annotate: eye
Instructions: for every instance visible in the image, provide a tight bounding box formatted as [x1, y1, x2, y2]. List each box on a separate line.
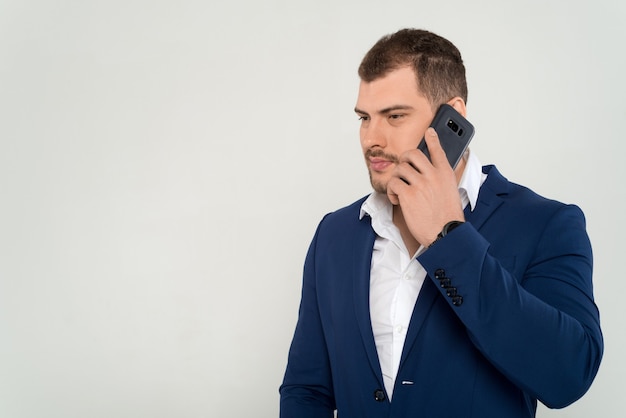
[389, 114, 404, 120]
[358, 115, 369, 121]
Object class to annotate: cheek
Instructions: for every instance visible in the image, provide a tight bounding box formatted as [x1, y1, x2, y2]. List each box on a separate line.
[395, 127, 424, 151]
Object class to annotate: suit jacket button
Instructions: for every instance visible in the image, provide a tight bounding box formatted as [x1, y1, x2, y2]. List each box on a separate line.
[452, 295, 463, 306]
[373, 389, 386, 402]
[446, 287, 457, 297]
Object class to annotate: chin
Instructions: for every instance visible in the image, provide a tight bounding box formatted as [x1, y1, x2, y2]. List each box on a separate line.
[368, 172, 388, 194]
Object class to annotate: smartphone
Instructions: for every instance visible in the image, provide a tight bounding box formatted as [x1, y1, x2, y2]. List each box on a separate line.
[417, 104, 475, 169]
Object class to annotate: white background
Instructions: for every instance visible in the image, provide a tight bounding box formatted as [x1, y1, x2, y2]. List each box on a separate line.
[1, 1, 624, 417]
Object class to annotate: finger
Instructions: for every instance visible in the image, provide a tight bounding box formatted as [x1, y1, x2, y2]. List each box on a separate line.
[387, 159, 420, 190]
[395, 161, 421, 185]
[387, 191, 400, 206]
[424, 127, 449, 168]
[399, 148, 432, 175]
[386, 177, 407, 205]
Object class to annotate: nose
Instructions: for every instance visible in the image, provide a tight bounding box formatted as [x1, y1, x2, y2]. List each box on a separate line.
[361, 118, 387, 149]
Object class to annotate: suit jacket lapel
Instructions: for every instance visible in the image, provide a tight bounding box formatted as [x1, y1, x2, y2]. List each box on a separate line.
[352, 216, 385, 383]
[399, 165, 511, 370]
[351, 166, 511, 385]
[398, 278, 439, 371]
[464, 165, 509, 228]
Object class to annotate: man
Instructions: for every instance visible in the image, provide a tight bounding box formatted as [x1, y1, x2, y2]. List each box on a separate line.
[279, 28, 603, 418]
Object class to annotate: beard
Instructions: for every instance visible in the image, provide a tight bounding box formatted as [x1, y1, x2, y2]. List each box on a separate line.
[365, 148, 399, 194]
[368, 171, 387, 194]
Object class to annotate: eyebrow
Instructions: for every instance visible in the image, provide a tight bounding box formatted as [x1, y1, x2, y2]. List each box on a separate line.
[354, 105, 415, 116]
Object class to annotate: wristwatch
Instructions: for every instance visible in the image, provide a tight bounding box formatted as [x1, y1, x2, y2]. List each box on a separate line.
[429, 220, 464, 248]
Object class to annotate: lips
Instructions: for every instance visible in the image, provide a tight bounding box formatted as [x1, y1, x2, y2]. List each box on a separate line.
[369, 157, 394, 172]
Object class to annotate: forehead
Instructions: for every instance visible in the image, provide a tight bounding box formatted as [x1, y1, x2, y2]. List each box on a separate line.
[356, 66, 428, 111]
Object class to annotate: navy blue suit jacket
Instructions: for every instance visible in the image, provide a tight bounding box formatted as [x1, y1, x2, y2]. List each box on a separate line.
[280, 165, 603, 418]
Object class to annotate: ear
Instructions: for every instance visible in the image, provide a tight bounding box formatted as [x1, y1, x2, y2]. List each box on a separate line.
[446, 97, 467, 117]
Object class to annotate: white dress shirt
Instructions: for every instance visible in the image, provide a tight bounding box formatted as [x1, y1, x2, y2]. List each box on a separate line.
[359, 150, 487, 399]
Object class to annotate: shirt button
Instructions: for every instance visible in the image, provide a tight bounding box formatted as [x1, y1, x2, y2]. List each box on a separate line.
[395, 325, 403, 334]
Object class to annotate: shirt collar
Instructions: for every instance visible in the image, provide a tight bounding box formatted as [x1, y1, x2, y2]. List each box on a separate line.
[458, 149, 486, 212]
[360, 149, 486, 221]
[359, 190, 391, 221]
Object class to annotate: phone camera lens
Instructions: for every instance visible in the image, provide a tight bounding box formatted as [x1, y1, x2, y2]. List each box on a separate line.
[447, 119, 459, 133]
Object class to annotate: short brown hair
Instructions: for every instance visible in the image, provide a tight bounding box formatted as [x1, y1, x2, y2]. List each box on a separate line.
[358, 29, 468, 109]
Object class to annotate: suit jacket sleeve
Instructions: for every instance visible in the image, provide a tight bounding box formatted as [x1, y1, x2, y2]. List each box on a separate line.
[418, 203, 603, 409]
[279, 218, 335, 418]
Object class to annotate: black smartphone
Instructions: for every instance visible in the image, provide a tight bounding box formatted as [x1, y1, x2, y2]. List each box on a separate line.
[417, 104, 475, 169]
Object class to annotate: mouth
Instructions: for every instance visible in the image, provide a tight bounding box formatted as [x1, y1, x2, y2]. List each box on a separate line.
[369, 157, 394, 172]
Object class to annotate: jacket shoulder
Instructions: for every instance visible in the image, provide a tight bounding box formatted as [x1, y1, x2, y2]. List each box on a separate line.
[483, 165, 581, 214]
[319, 195, 369, 228]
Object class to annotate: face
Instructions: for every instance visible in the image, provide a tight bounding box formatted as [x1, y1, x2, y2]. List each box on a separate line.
[355, 66, 435, 194]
